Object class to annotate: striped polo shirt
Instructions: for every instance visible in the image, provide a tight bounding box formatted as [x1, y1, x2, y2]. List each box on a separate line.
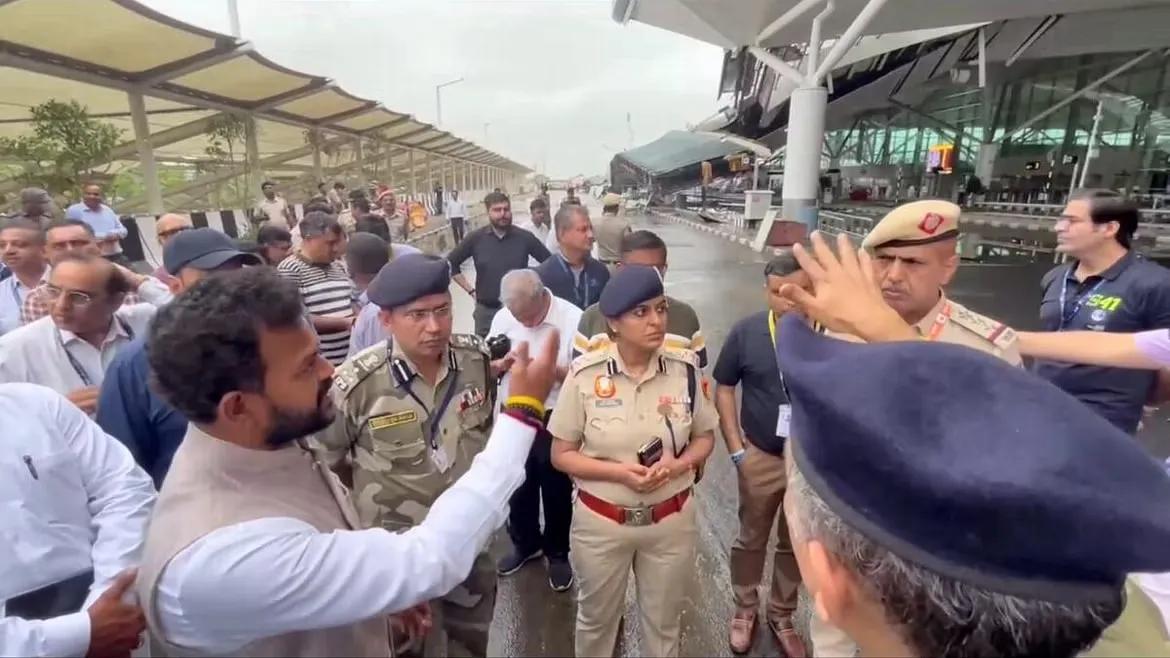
[277, 254, 355, 365]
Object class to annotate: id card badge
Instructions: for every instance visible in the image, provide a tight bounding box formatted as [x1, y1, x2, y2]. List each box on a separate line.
[430, 446, 452, 473]
[776, 404, 793, 438]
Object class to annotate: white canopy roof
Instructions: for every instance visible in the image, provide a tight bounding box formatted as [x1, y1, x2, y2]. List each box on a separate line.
[0, 0, 527, 187]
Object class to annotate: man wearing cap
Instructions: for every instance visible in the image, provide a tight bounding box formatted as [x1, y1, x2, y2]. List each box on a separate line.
[6, 187, 56, 226]
[96, 228, 261, 486]
[549, 264, 715, 658]
[778, 231, 1170, 657]
[859, 199, 1020, 362]
[806, 199, 1020, 656]
[315, 254, 500, 658]
[767, 309, 1170, 657]
[593, 193, 630, 271]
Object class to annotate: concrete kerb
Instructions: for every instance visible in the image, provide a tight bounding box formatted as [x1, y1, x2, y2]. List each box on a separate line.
[648, 208, 792, 257]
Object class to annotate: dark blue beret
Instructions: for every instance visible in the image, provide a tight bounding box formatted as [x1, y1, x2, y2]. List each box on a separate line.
[367, 254, 450, 309]
[776, 313, 1170, 603]
[598, 265, 664, 318]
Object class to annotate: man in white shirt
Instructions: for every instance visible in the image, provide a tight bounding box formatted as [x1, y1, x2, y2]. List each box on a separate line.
[254, 181, 294, 229]
[515, 197, 559, 262]
[447, 189, 468, 244]
[0, 217, 49, 335]
[137, 266, 560, 656]
[0, 253, 167, 414]
[488, 269, 581, 591]
[0, 383, 155, 658]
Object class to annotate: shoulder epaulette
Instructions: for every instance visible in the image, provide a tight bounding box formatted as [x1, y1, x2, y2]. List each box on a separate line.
[450, 333, 489, 356]
[950, 303, 1017, 350]
[660, 346, 699, 368]
[334, 343, 389, 394]
[570, 348, 610, 374]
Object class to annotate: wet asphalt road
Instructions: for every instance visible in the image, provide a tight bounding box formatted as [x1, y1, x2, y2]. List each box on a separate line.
[473, 196, 1170, 657]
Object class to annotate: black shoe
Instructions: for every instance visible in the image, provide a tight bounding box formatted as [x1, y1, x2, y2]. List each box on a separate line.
[497, 548, 543, 576]
[547, 555, 574, 592]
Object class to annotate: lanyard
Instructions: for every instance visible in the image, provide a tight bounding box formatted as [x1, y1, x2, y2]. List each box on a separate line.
[393, 357, 460, 451]
[558, 256, 590, 308]
[1059, 267, 1106, 330]
[924, 302, 952, 341]
[56, 317, 134, 387]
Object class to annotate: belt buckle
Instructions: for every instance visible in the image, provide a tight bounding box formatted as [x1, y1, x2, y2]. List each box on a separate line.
[623, 505, 652, 527]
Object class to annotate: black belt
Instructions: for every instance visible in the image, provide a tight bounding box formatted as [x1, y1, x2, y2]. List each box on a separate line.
[476, 300, 502, 310]
[6, 569, 94, 620]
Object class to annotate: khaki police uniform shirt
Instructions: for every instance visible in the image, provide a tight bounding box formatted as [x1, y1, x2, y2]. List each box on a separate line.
[314, 335, 495, 531]
[548, 344, 717, 508]
[827, 294, 1021, 366]
[912, 294, 1022, 365]
[592, 212, 630, 263]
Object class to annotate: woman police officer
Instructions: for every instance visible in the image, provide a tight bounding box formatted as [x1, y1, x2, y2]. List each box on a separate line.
[549, 265, 716, 657]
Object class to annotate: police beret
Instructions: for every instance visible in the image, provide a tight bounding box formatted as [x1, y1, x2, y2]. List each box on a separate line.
[861, 199, 960, 249]
[367, 254, 450, 309]
[775, 313, 1170, 603]
[599, 265, 663, 318]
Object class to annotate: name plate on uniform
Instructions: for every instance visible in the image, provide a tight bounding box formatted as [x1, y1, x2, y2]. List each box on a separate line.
[368, 411, 418, 431]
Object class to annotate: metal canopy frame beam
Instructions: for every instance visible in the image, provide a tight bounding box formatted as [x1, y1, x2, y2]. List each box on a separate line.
[0, 43, 526, 173]
[138, 42, 253, 86]
[1006, 49, 1160, 139]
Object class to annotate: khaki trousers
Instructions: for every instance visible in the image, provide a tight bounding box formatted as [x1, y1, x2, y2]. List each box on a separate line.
[730, 441, 802, 621]
[809, 614, 858, 657]
[570, 495, 697, 658]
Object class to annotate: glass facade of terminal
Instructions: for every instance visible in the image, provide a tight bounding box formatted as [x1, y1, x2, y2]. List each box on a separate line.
[821, 52, 1170, 196]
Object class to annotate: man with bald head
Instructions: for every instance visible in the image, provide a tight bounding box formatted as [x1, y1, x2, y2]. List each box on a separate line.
[0, 253, 159, 413]
[151, 214, 193, 284]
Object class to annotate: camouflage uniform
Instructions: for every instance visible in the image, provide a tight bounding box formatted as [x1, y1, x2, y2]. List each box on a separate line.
[316, 334, 497, 657]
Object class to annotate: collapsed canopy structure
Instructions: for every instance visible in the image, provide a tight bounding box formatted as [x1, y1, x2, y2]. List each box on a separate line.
[0, 0, 529, 212]
[610, 130, 746, 191]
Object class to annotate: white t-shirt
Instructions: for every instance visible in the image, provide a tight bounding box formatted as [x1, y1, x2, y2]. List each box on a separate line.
[488, 291, 581, 408]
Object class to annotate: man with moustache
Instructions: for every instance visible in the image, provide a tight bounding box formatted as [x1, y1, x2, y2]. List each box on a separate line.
[449, 191, 551, 337]
[136, 266, 561, 657]
[316, 254, 502, 657]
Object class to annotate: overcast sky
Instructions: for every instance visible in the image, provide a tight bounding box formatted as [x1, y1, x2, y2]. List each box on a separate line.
[139, 0, 725, 178]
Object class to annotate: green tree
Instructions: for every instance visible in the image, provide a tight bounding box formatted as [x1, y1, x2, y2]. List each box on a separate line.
[0, 100, 122, 194]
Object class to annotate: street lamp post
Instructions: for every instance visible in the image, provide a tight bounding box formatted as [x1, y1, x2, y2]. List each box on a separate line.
[434, 77, 464, 127]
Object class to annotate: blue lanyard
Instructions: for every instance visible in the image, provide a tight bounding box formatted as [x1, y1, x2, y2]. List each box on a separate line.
[1058, 266, 1106, 330]
[55, 317, 135, 386]
[557, 256, 589, 307]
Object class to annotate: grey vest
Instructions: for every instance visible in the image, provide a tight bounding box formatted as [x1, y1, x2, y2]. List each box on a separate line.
[136, 425, 391, 657]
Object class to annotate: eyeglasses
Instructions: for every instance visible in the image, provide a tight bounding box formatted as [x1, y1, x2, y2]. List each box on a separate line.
[402, 304, 452, 323]
[43, 284, 96, 307]
[158, 226, 193, 239]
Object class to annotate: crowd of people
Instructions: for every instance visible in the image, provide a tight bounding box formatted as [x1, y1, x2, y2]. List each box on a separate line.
[2, 177, 1170, 658]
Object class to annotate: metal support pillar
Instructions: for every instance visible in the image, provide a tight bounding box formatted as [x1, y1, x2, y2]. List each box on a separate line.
[127, 91, 164, 215]
[311, 129, 323, 185]
[386, 146, 395, 192]
[353, 139, 366, 190]
[409, 149, 417, 197]
[1078, 100, 1105, 189]
[244, 117, 263, 205]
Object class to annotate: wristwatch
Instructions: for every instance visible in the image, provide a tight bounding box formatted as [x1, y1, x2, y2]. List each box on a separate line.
[730, 449, 746, 466]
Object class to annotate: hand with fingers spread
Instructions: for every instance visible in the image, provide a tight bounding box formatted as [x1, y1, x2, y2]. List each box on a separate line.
[779, 232, 918, 342]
